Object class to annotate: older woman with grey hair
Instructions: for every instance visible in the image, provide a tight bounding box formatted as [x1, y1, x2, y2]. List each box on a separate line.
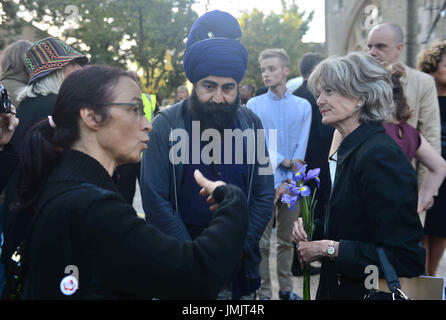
[0, 40, 33, 107]
[2, 38, 87, 266]
[291, 52, 425, 300]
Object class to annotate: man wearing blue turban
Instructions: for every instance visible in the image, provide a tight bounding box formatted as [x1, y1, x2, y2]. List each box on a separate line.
[141, 10, 274, 300]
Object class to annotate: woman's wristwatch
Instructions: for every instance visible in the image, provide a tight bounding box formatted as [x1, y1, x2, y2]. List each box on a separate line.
[327, 240, 336, 260]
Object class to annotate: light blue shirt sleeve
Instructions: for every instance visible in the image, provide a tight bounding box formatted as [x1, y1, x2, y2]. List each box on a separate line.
[292, 99, 312, 161]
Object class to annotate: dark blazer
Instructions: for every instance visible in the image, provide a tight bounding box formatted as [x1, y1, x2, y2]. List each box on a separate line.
[2, 94, 57, 262]
[316, 122, 425, 300]
[11, 94, 57, 151]
[0, 145, 18, 193]
[22, 149, 248, 299]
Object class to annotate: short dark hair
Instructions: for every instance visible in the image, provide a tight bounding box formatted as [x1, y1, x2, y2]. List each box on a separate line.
[299, 53, 323, 79]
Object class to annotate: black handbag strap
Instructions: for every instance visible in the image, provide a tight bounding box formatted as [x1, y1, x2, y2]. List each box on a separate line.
[376, 247, 401, 292]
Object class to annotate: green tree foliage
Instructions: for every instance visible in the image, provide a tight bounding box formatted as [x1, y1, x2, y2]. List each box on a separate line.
[239, 0, 314, 89]
[0, 1, 27, 50]
[0, 0, 197, 99]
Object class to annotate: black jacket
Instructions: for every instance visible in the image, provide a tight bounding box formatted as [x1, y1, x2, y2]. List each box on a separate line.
[22, 149, 249, 299]
[316, 122, 425, 300]
[11, 94, 57, 151]
[2, 94, 57, 264]
[0, 145, 18, 193]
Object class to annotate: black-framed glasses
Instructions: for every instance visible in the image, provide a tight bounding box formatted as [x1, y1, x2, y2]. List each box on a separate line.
[108, 102, 145, 118]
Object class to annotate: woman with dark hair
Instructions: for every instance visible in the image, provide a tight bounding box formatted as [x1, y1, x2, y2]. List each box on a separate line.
[13, 65, 248, 299]
[417, 40, 446, 276]
[383, 64, 446, 214]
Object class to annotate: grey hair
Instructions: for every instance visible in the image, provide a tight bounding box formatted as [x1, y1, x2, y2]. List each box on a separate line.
[0, 40, 33, 81]
[307, 51, 394, 124]
[16, 69, 65, 102]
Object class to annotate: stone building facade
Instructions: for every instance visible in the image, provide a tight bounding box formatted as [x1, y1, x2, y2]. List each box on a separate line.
[325, 0, 446, 67]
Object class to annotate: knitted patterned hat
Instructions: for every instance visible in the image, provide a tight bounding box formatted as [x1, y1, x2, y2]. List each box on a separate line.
[25, 37, 88, 84]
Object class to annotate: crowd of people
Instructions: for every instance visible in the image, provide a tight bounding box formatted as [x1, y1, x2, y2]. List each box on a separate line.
[0, 9, 445, 300]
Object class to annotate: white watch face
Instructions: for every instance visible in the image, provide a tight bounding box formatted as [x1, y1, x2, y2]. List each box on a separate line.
[328, 246, 335, 255]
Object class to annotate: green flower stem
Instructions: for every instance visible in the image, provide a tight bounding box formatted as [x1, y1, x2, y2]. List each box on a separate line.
[300, 196, 310, 233]
[303, 266, 311, 300]
[299, 188, 315, 301]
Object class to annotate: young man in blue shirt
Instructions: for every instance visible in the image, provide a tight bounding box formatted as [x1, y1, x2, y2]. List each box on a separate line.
[247, 48, 312, 300]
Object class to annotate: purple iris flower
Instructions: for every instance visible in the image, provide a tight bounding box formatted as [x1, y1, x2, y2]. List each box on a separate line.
[304, 168, 321, 188]
[315, 176, 320, 189]
[293, 164, 307, 182]
[286, 180, 300, 195]
[299, 185, 311, 197]
[295, 161, 305, 170]
[282, 193, 299, 210]
[280, 164, 320, 301]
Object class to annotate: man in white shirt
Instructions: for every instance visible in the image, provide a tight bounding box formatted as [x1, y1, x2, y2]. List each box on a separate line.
[248, 48, 311, 300]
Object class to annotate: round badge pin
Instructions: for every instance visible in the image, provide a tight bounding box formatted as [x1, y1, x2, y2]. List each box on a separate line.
[60, 275, 78, 296]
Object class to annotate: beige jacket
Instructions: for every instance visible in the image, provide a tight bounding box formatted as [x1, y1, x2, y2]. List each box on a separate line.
[401, 64, 441, 187]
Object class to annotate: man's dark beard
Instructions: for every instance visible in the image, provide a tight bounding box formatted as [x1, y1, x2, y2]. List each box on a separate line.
[188, 89, 240, 132]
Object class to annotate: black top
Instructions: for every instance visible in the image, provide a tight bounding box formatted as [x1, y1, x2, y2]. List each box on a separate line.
[438, 96, 446, 159]
[11, 94, 57, 151]
[0, 144, 18, 193]
[22, 149, 249, 299]
[3, 94, 57, 256]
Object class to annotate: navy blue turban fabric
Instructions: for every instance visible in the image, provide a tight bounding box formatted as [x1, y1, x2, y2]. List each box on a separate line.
[183, 10, 248, 83]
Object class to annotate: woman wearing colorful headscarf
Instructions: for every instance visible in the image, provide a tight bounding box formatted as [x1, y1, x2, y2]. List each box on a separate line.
[13, 37, 88, 150]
